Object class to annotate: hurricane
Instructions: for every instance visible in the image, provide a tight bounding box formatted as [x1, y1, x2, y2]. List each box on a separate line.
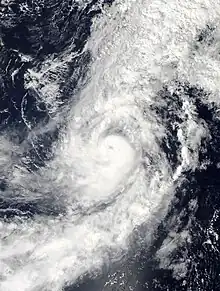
[1, 0, 220, 290]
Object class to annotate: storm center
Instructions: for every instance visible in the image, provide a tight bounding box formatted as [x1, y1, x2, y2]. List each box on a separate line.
[78, 134, 136, 206]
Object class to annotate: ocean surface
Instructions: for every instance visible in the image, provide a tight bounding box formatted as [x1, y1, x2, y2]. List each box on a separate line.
[0, 1, 220, 290]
